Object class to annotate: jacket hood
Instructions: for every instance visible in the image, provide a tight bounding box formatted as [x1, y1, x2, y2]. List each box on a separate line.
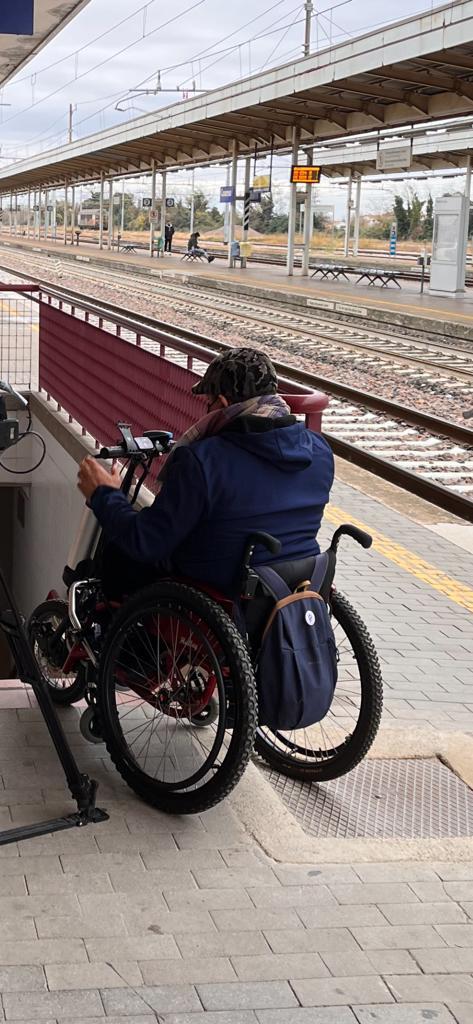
[220, 420, 315, 472]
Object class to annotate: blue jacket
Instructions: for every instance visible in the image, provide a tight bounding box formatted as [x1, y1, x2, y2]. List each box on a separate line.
[90, 418, 334, 595]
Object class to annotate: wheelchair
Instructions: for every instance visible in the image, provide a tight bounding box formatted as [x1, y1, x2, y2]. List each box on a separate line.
[28, 425, 383, 815]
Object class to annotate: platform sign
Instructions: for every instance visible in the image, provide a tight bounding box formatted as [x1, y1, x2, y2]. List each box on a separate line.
[290, 165, 321, 184]
[253, 174, 271, 193]
[165, 198, 175, 208]
[33, 205, 40, 211]
[47, 205, 53, 212]
[389, 222, 397, 256]
[248, 189, 262, 203]
[142, 198, 152, 208]
[149, 210, 158, 222]
[376, 145, 411, 171]
[220, 186, 235, 204]
[0, 2, 34, 35]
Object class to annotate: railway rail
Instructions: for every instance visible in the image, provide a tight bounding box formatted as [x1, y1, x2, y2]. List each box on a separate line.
[28, 279, 473, 524]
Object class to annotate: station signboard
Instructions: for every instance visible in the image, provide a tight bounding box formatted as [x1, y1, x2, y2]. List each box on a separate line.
[290, 165, 321, 184]
[165, 198, 175, 208]
[253, 175, 271, 192]
[389, 221, 397, 256]
[142, 198, 152, 208]
[220, 186, 235, 204]
[376, 146, 411, 171]
[248, 189, 262, 203]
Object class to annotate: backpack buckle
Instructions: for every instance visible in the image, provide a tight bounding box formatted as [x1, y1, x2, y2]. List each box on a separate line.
[294, 580, 311, 594]
[241, 568, 259, 600]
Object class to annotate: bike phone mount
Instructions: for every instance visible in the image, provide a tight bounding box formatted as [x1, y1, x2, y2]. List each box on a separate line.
[0, 385, 108, 846]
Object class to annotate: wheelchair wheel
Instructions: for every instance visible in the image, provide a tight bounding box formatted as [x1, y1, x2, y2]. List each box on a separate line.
[97, 581, 258, 814]
[28, 600, 88, 706]
[254, 590, 383, 782]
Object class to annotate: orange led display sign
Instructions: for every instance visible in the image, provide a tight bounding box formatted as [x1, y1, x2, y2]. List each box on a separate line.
[290, 165, 321, 184]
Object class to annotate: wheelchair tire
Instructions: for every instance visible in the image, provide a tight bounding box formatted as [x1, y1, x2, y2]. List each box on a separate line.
[254, 589, 383, 782]
[28, 600, 88, 706]
[97, 581, 258, 814]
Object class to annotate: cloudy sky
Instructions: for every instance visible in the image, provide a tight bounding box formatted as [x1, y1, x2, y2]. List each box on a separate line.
[0, 0, 462, 216]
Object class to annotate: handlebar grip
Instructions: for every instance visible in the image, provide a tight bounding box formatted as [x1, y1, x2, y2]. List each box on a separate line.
[95, 445, 126, 460]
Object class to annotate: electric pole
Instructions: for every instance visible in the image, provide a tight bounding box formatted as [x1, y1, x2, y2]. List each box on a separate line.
[68, 103, 76, 143]
[303, 0, 313, 57]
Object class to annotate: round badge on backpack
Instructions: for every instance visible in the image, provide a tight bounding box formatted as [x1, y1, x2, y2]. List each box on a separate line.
[305, 610, 316, 626]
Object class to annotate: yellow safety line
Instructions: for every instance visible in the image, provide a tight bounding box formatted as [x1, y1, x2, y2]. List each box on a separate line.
[325, 503, 473, 615]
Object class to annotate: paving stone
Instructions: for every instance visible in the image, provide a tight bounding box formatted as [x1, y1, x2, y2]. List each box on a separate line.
[3, 989, 104, 1019]
[379, 903, 466, 925]
[246, 886, 336, 909]
[35, 913, 127, 939]
[57, 1019, 154, 1024]
[197, 980, 298, 1011]
[0, 966, 46, 991]
[211, 909, 303, 932]
[174, 832, 250, 851]
[192, 868, 278, 889]
[353, 1006, 457, 1023]
[0, 894, 79, 918]
[45, 962, 127, 989]
[291, 976, 393, 1007]
[328, 884, 419, 905]
[412, 947, 473, 972]
[85, 935, 181, 961]
[0, 919, 37, 941]
[123, 908, 217, 936]
[165, 1015, 258, 1024]
[163, 888, 253, 911]
[139, 848, 225, 870]
[139, 957, 236, 984]
[408, 882, 451, 903]
[102, 985, 201, 1015]
[25, 872, 113, 895]
[272, 866, 359, 887]
[298, 906, 387, 929]
[447, 1005, 473, 1024]
[59, 853, 146, 874]
[264, 929, 359, 954]
[231, 953, 329, 981]
[320, 950, 380, 976]
[0, 938, 88, 965]
[110, 869, 198, 892]
[435, 924, 473, 946]
[351, 926, 447, 950]
[176, 933, 270, 958]
[364, 951, 420, 975]
[1, 856, 63, 877]
[256, 1012, 357, 1024]
[443, 882, 473, 901]
[386, 973, 473, 1002]
[432, 864, 473, 881]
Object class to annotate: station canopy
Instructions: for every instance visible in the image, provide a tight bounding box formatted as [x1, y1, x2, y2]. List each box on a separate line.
[0, 1, 92, 88]
[1, 0, 473, 194]
[314, 120, 473, 177]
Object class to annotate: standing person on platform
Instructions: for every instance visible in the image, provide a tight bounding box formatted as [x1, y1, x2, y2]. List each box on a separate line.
[164, 222, 175, 253]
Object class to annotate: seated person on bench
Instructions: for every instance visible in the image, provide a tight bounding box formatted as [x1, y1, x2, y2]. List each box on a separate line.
[187, 231, 215, 263]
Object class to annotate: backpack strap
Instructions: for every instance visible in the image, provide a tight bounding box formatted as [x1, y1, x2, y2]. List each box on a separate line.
[253, 565, 292, 601]
[310, 549, 336, 600]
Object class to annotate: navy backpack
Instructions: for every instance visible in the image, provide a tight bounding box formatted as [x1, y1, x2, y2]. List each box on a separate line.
[253, 554, 338, 731]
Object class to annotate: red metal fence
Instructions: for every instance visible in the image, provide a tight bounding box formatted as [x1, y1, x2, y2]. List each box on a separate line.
[38, 293, 328, 444]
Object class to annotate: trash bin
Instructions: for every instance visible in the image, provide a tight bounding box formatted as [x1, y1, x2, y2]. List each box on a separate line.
[231, 241, 240, 260]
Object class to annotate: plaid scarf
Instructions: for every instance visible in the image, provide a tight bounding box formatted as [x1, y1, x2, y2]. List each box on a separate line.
[157, 393, 291, 484]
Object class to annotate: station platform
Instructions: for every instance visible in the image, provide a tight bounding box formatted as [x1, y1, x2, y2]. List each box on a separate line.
[2, 233, 473, 341]
[1, 429, 473, 1024]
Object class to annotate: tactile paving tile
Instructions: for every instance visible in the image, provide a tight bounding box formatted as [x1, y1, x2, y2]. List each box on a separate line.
[260, 757, 473, 838]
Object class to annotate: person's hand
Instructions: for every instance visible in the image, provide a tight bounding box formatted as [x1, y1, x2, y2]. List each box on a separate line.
[77, 457, 122, 500]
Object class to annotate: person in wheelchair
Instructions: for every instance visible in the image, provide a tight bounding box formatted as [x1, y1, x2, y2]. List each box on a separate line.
[77, 348, 334, 603]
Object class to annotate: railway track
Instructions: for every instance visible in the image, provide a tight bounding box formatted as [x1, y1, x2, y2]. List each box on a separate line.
[25, 278, 473, 524]
[1, 246, 473, 407]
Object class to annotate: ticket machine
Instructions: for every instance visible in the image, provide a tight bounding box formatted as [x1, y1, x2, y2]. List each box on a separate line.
[429, 195, 470, 296]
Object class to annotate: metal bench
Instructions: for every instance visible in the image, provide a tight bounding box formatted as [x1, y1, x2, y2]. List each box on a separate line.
[355, 267, 402, 288]
[181, 250, 206, 262]
[120, 243, 138, 254]
[310, 263, 351, 282]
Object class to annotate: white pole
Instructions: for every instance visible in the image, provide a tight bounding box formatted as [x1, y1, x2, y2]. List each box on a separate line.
[223, 164, 230, 244]
[463, 155, 471, 286]
[227, 140, 238, 267]
[27, 190, 31, 238]
[44, 189, 49, 239]
[303, 0, 313, 56]
[344, 170, 353, 258]
[149, 161, 156, 257]
[160, 170, 167, 251]
[190, 168, 195, 234]
[287, 125, 300, 277]
[241, 156, 251, 269]
[353, 175, 362, 257]
[99, 172, 104, 250]
[121, 178, 125, 235]
[63, 183, 68, 245]
[107, 180, 113, 250]
[302, 146, 313, 276]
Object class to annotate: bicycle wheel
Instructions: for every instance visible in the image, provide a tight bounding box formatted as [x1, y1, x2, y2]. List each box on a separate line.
[255, 589, 383, 782]
[28, 600, 88, 706]
[97, 581, 258, 814]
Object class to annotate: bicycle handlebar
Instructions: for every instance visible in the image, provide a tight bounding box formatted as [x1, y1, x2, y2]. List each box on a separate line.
[94, 423, 174, 462]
